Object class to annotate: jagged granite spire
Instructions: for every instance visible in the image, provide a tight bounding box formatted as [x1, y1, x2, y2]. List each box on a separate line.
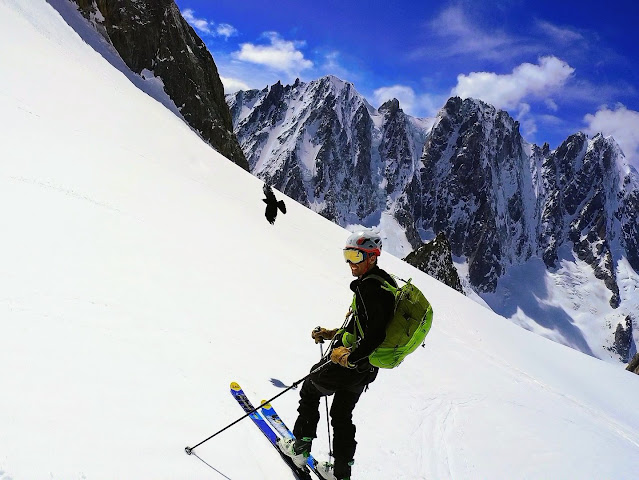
[227, 76, 431, 225]
[397, 96, 538, 291]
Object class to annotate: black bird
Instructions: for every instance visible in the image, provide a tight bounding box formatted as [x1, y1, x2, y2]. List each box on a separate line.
[262, 183, 286, 224]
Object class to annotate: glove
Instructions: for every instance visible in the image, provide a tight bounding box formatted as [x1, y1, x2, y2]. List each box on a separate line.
[330, 346, 354, 368]
[311, 327, 338, 344]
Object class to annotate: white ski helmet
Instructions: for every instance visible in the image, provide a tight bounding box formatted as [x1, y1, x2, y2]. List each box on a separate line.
[345, 229, 382, 256]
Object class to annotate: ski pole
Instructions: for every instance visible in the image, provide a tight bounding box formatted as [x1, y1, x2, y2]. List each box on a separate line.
[317, 333, 333, 458]
[185, 360, 331, 455]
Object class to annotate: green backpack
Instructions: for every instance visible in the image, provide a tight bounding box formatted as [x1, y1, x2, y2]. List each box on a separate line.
[347, 275, 433, 369]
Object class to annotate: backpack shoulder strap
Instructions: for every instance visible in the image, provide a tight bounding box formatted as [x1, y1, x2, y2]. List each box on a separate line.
[363, 274, 398, 294]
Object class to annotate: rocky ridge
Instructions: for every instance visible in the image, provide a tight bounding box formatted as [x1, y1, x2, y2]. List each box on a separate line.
[228, 78, 639, 362]
[73, 0, 248, 170]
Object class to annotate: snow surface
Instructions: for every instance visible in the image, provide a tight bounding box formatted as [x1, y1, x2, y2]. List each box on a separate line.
[1, 1, 639, 479]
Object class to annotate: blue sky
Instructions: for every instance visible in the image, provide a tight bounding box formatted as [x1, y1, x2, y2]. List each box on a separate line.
[175, 0, 639, 169]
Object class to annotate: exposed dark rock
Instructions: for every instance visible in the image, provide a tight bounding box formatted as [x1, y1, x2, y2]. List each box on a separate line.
[627, 352, 639, 374]
[608, 316, 634, 362]
[226, 76, 417, 226]
[404, 233, 465, 294]
[73, 0, 248, 170]
[227, 82, 639, 310]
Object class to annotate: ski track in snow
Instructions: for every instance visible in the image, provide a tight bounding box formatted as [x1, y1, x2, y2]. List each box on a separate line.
[438, 313, 639, 452]
[9, 175, 122, 213]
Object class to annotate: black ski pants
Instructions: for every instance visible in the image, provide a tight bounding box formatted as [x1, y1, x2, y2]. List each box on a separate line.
[293, 360, 376, 478]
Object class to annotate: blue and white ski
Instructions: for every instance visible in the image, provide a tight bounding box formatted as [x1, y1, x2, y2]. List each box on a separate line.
[260, 400, 322, 475]
[260, 400, 293, 439]
[230, 382, 312, 480]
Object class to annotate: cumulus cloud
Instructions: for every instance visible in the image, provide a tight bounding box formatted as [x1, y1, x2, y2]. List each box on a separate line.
[372, 85, 447, 117]
[373, 85, 416, 111]
[233, 32, 313, 74]
[451, 56, 575, 110]
[584, 104, 639, 167]
[181, 9, 237, 39]
[182, 8, 212, 34]
[215, 23, 238, 40]
[220, 76, 251, 94]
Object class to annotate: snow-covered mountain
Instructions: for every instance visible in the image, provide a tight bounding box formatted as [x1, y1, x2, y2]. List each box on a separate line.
[3, 1, 639, 479]
[228, 80, 639, 364]
[227, 77, 433, 229]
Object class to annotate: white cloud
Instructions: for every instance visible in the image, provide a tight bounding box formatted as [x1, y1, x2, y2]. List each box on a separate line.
[182, 8, 212, 34]
[516, 103, 537, 137]
[451, 56, 575, 110]
[215, 23, 237, 40]
[220, 76, 251, 94]
[320, 51, 357, 83]
[372, 85, 447, 117]
[232, 32, 313, 74]
[545, 98, 559, 112]
[373, 85, 416, 111]
[433, 6, 508, 54]
[412, 6, 536, 61]
[181, 9, 237, 39]
[584, 104, 639, 167]
[536, 20, 584, 44]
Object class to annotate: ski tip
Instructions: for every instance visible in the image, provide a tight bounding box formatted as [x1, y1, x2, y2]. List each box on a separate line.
[261, 400, 272, 409]
[230, 382, 241, 391]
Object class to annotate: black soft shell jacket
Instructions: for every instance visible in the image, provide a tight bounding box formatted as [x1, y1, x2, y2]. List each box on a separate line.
[346, 265, 397, 365]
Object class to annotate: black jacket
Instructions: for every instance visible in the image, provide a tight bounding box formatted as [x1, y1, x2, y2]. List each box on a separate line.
[310, 265, 396, 393]
[346, 265, 396, 365]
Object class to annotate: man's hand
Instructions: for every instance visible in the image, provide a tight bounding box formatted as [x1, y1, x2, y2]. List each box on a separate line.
[312, 327, 338, 344]
[330, 346, 354, 368]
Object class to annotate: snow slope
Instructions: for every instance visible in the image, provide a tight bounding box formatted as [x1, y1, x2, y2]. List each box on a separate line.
[1, 1, 639, 479]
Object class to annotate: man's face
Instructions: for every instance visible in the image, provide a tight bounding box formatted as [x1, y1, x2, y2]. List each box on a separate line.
[348, 253, 376, 277]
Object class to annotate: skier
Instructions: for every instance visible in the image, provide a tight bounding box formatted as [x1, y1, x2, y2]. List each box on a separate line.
[278, 230, 397, 480]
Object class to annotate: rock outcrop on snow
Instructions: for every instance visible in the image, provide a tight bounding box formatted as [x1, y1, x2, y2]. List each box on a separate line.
[627, 352, 639, 375]
[404, 233, 465, 294]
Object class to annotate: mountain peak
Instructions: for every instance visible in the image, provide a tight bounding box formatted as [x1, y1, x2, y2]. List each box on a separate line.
[227, 76, 639, 362]
[378, 98, 401, 116]
[319, 73, 348, 85]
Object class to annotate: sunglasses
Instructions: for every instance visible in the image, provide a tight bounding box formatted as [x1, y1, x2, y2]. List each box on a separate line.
[343, 248, 369, 264]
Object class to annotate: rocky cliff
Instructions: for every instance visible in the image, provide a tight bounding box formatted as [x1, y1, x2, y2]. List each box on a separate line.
[73, 0, 248, 170]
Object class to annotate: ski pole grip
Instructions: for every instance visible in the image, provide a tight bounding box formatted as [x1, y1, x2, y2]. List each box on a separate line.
[313, 325, 325, 344]
[185, 446, 193, 455]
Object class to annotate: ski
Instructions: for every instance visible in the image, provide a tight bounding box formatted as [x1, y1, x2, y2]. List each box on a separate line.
[260, 400, 294, 439]
[230, 382, 312, 480]
[261, 400, 323, 476]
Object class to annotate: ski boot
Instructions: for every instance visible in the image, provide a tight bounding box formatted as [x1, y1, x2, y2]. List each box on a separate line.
[316, 460, 352, 480]
[276, 436, 312, 469]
